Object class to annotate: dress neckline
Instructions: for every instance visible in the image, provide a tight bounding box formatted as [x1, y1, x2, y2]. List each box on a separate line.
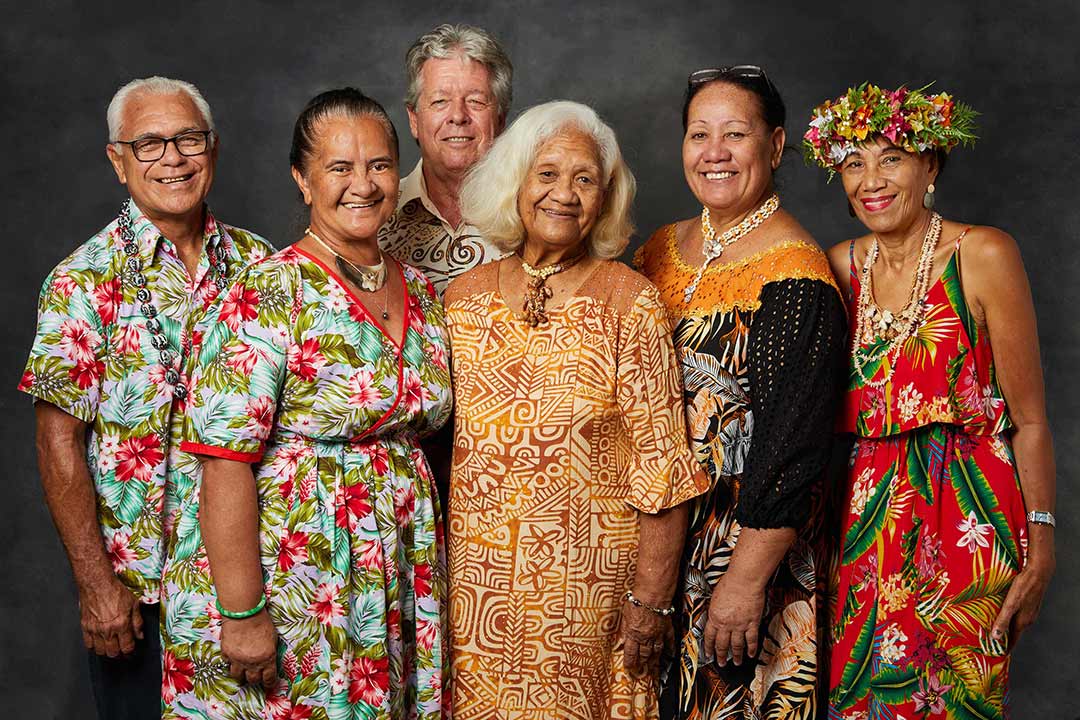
[664, 222, 820, 275]
[493, 255, 607, 320]
[292, 245, 410, 353]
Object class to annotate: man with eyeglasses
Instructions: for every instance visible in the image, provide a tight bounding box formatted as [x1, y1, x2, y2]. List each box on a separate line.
[18, 76, 272, 719]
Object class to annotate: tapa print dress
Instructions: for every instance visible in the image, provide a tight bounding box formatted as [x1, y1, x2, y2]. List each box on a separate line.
[828, 232, 1027, 719]
[636, 226, 846, 720]
[162, 246, 452, 720]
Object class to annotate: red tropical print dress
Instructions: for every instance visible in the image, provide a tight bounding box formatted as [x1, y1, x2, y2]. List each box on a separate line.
[829, 232, 1028, 720]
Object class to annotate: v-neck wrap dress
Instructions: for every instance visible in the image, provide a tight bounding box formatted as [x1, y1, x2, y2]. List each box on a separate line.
[163, 245, 452, 720]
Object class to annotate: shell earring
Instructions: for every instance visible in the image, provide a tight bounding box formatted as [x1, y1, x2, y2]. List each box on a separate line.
[923, 183, 936, 210]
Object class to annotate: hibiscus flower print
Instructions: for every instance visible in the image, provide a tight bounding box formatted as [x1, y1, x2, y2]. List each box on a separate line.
[401, 368, 430, 413]
[106, 531, 138, 572]
[308, 581, 345, 625]
[277, 528, 310, 571]
[115, 324, 142, 356]
[244, 395, 276, 437]
[348, 369, 382, 408]
[956, 512, 993, 553]
[335, 482, 373, 532]
[219, 282, 260, 331]
[287, 338, 327, 382]
[394, 485, 416, 528]
[416, 616, 439, 651]
[50, 273, 78, 298]
[91, 277, 121, 327]
[161, 648, 195, 703]
[349, 654, 390, 707]
[58, 318, 102, 365]
[115, 434, 164, 483]
[414, 562, 433, 597]
[227, 340, 262, 376]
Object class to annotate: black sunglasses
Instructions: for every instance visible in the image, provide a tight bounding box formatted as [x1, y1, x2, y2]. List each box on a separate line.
[688, 65, 779, 95]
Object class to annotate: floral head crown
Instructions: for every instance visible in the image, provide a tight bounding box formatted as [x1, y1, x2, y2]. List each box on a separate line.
[802, 83, 978, 176]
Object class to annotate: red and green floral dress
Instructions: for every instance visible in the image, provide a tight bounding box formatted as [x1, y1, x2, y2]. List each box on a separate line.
[829, 233, 1028, 719]
[164, 246, 452, 720]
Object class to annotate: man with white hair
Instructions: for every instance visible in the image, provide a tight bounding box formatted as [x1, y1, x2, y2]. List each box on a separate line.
[379, 23, 513, 296]
[18, 76, 272, 718]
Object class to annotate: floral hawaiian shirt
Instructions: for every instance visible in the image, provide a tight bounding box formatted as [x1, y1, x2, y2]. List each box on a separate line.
[18, 199, 272, 603]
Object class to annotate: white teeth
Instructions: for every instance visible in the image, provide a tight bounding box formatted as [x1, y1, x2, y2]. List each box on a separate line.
[344, 202, 376, 209]
[158, 176, 190, 184]
[704, 171, 735, 180]
[444, 137, 472, 142]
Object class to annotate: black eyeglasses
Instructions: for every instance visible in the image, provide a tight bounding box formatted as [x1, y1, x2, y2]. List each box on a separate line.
[688, 65, 779, 95]
[112, 130, 214, 162]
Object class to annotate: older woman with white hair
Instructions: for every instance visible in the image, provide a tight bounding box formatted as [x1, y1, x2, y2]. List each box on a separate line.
[444, 100, 708, 719]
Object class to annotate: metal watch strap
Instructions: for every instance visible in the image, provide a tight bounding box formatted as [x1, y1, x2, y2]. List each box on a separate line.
[1026, 510, 1056, 527]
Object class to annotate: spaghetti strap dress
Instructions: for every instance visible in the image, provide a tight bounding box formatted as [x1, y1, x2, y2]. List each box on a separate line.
[828, 230, 1028, 719]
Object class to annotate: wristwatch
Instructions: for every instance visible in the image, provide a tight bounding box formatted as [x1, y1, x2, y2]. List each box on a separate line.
[1026, 510, 1056, 527]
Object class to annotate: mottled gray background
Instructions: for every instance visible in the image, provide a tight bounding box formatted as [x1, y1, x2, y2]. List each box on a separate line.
[2, 0, 1077, 716]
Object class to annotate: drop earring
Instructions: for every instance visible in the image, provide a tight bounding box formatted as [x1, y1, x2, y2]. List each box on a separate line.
[923, 183, 936, 210]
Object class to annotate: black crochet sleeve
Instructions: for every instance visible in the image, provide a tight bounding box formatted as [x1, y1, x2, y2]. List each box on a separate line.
[735, 278, 847, 530]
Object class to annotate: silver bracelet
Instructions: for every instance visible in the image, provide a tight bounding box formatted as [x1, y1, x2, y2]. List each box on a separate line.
[1027, 510, 1056, 527]
[624, 590, 675, 617]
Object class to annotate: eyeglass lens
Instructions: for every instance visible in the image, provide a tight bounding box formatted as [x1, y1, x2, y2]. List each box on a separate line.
[131, 131, 210, 161]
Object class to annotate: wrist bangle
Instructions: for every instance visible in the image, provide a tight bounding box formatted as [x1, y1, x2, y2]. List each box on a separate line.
[215, 594, 267, 620]
[624, 590, 675, 617]
[1027, 510, 1056, 527]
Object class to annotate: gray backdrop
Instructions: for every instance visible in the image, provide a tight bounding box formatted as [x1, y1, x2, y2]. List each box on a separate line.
[2, 0, 1077, 716]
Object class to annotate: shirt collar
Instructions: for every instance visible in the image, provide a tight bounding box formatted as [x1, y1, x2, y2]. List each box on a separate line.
[124, 199, 224, 262]
[400, 160, 468, 235]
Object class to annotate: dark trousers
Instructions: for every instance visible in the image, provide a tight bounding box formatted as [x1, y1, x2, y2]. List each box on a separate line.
[85, 603, 161, 720]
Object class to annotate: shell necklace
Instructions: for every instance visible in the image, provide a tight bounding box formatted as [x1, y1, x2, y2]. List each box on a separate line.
[852, 211, 942, 388]
[117, 199, 229, 401]
[518, 250, 587, 327]
[305, 227, 387, 292]
[683, 193, 780, 302]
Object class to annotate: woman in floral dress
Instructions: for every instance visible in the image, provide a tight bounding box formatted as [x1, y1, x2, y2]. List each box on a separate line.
[161, 89, 451, 720]
[804, 84, 1056, 718]
[637, 68, 847, 718]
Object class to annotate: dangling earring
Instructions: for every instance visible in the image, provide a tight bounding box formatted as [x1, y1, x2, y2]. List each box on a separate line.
[923, 183, 936, 210]
[848, 201, 856, 218]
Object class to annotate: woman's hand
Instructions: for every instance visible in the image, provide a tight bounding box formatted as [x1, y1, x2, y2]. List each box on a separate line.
[703, 573, 765, 667]
[221, 609, 279, 689]
[621, 598, 673, 678]
[992, 551, 1054, 649]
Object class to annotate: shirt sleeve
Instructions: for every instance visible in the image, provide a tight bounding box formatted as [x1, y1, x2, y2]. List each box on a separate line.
[618, 285, 710, 513]
[180, 261, 291, 463]
[736, 278, 847, 529]
[18, 269, 108, 423]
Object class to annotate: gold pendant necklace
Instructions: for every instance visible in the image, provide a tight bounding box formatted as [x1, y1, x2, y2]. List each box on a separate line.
[305, 227, 387, 292]
[519, 251, 587, 327]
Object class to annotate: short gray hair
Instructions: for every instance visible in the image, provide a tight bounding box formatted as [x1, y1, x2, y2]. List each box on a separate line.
[460, 101, 636, 260]
[106, 76, 215, 142]
[404, 24, 513, 117]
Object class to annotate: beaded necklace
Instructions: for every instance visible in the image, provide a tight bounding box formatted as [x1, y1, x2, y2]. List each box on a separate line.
[683, 193, 780, 302]
[852, 211, 942, 388]
[117, 199, 229, 400]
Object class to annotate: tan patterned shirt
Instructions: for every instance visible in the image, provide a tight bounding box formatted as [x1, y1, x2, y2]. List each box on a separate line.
[378, 161, 505, 298]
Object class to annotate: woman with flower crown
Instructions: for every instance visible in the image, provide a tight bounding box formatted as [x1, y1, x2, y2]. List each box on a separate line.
[805, 84, 1057, 718]
[635, 66, 847, 718]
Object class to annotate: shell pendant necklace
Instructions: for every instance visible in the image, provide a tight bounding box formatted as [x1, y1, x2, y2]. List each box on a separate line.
[305, 228, 390, 319]
[683, 193, 780, 302]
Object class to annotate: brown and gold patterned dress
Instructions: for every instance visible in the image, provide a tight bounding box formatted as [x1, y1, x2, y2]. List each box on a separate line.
[636, 225, 846, 719]
[444, 260, 708, 719]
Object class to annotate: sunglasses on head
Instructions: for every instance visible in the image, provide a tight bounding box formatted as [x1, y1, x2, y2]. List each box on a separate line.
[688, 65, 778, 95]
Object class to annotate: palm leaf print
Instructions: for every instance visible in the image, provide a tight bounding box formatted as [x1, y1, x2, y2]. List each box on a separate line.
[949, 455, 1020, 570]
[902, 302, 958, 368]
[942, 680, 1003, 720]
[830, 603, 877, 710]
[937, 546, 1013, 637]
[905, 425, 944, 504]
[941, 257, 979, 344]
[869, 664, 918, 704]
[842, 465, 894, 564]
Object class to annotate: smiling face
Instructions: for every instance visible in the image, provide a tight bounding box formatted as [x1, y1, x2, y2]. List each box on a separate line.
[840, 136, 938, 234]
[407, 54, 503, 180]
[682, 82, 784, 218]
[291, 115, 399, 245]
[517, 129, 606, 255]
[106, 91, 216, 225]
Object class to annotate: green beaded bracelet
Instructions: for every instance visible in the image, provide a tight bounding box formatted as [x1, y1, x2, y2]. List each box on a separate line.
[215, 594, 267, 620]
